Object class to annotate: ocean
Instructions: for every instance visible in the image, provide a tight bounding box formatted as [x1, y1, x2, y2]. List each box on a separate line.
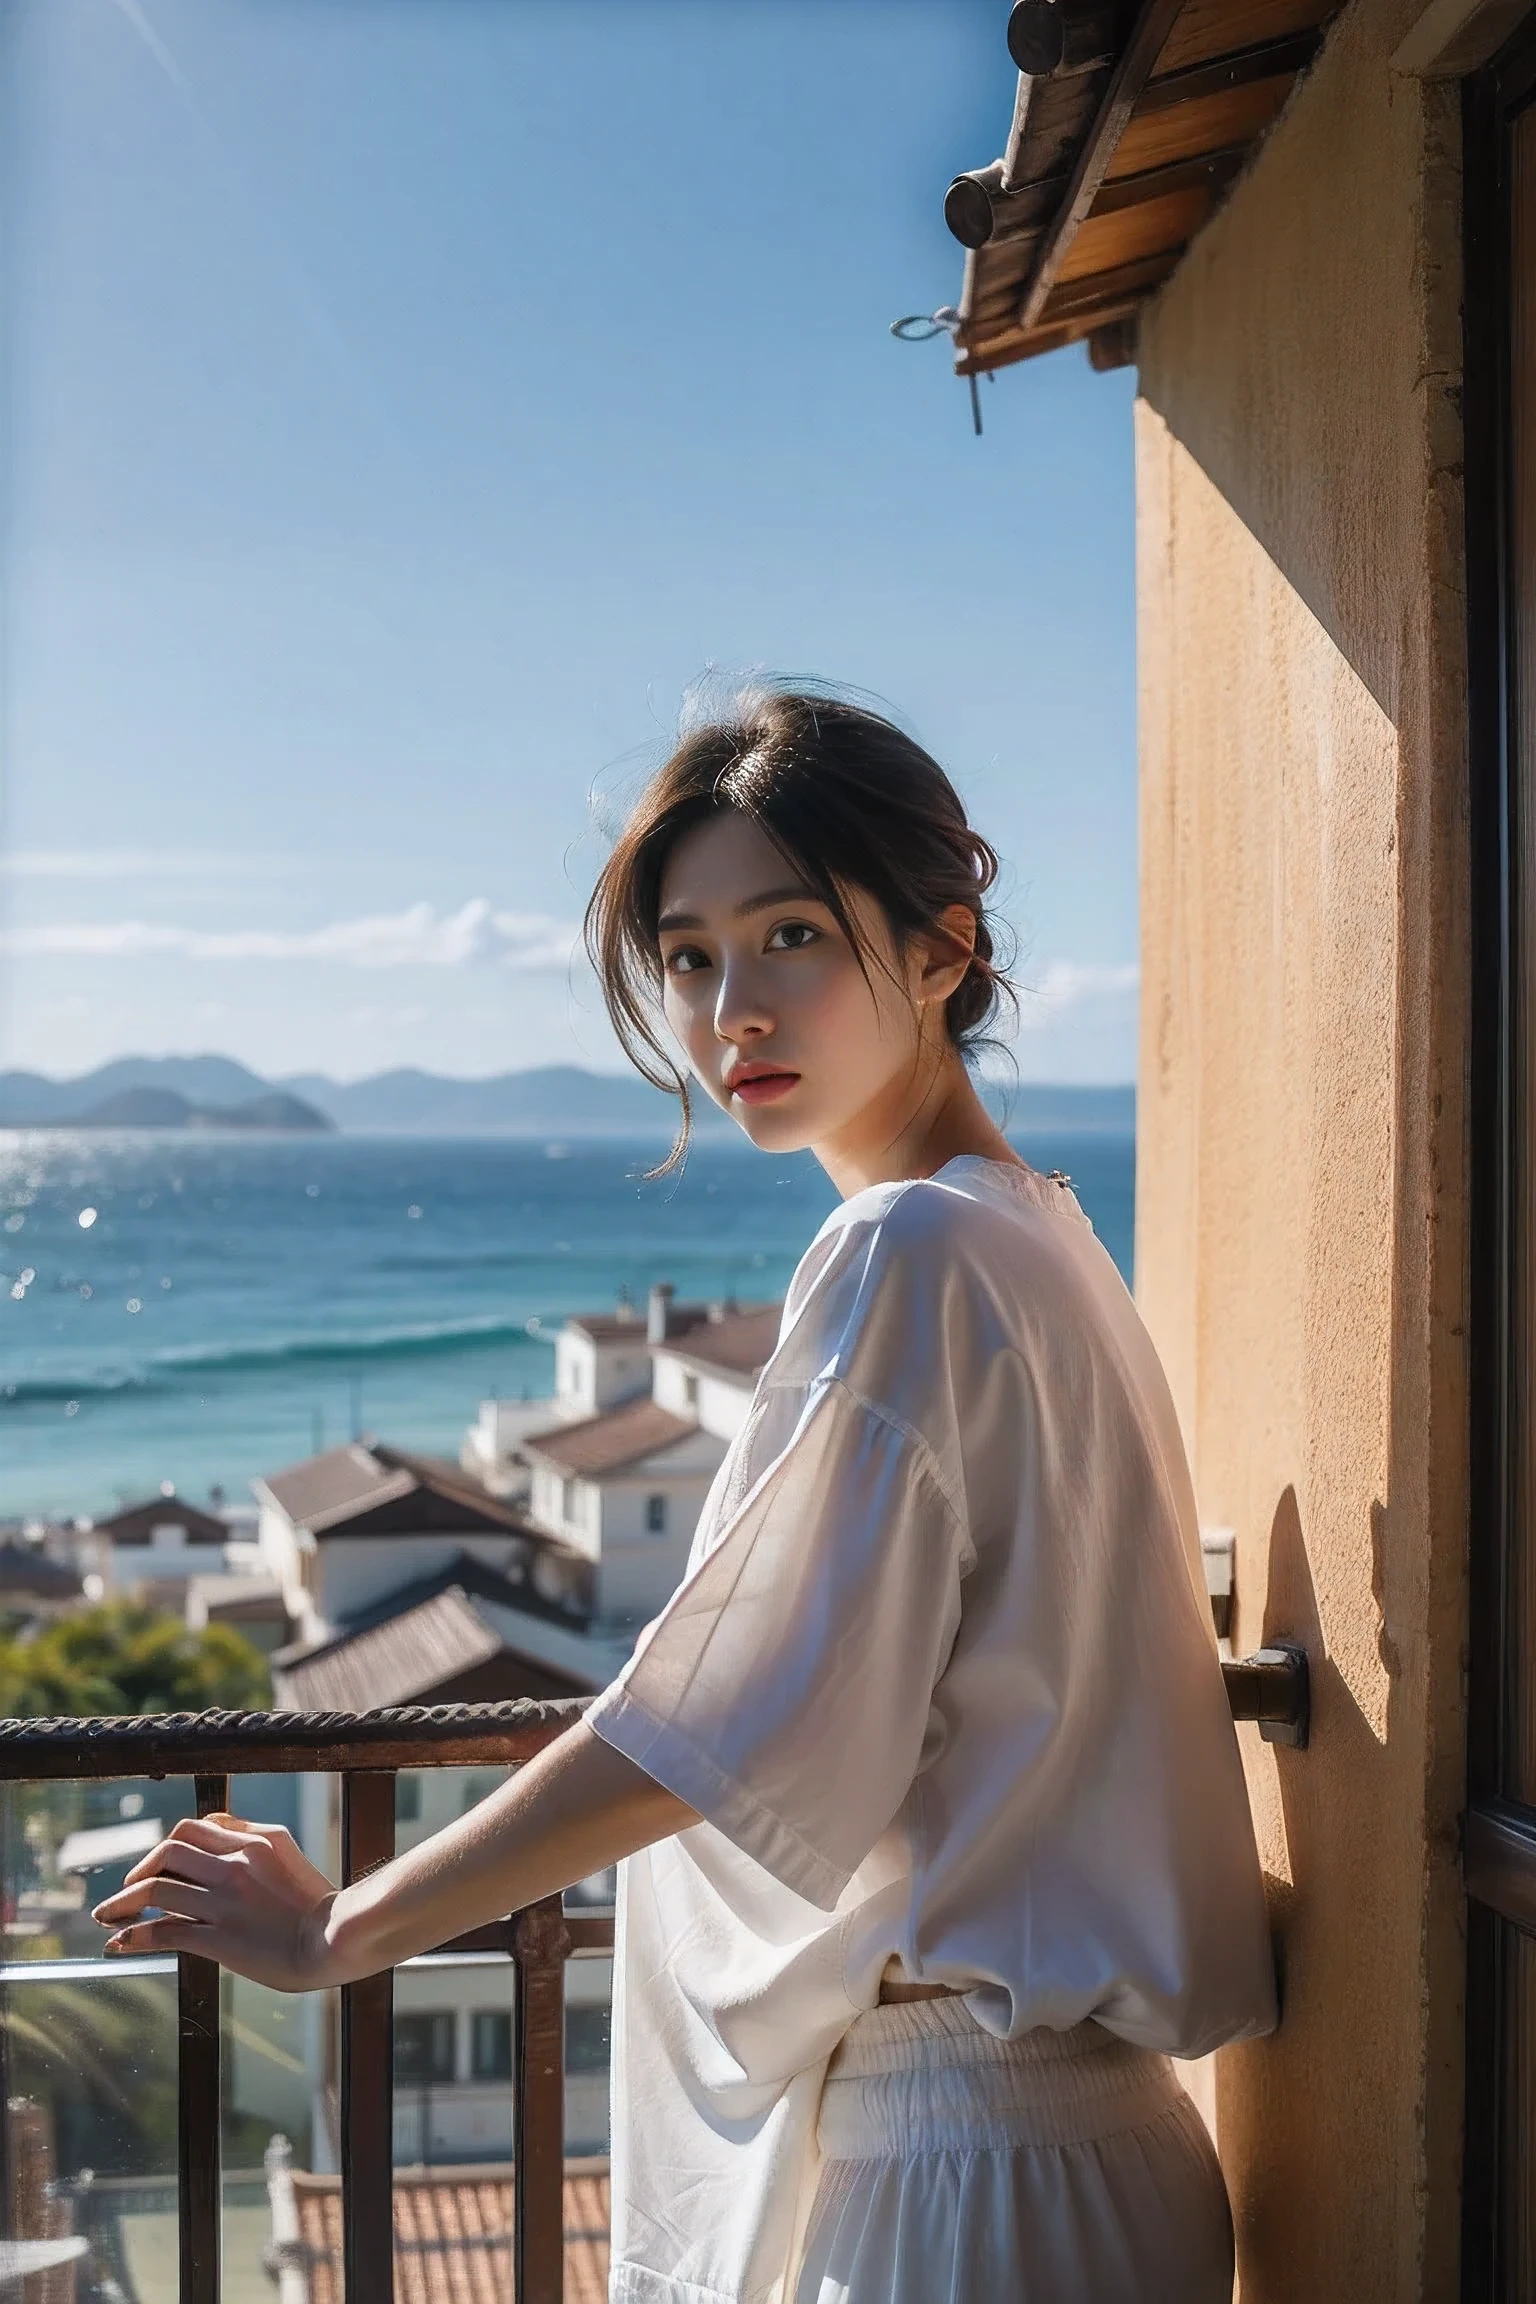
[0, 1129, 1135, 1522]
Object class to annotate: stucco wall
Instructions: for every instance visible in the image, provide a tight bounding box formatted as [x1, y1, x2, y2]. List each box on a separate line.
[1134, 3, 1469, 2296]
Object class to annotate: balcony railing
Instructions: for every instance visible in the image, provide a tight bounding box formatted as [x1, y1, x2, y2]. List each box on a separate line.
[0, 1652, 1308, 2302]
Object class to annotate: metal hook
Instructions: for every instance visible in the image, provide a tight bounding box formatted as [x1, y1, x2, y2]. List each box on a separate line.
[889, 306, 962, 343]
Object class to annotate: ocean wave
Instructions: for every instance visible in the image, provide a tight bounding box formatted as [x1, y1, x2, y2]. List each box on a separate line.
[150, 1312, 545, 1378]
[0, 1370, 152, 1407]
[0, 1313, 546, 1407]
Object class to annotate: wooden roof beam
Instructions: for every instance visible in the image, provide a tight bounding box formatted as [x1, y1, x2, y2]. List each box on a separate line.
[955, 292, 1145, 376]
[1017, 0, 1189, 333]
[1135, 27, 1323, 114]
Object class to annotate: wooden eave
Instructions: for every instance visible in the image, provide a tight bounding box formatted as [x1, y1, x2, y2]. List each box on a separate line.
[953, 0, 1344, 376]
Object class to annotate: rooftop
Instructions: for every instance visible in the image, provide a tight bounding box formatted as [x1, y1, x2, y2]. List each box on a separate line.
[280, 2158, 610, 2304]
[521, 1398, 702, 1478]
[257, 1441, 533, 1541]
[949, 0, 1344, 375]
[96, 1493, 228, 1544]
[271, 1554, 625, 1708]
[653, 1300, 781, 1378]
[569, 1296, 779, 1373]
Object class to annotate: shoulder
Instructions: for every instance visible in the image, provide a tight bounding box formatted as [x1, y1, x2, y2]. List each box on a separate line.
[774, 1170, 1052, 1400]
[791, 1166, 1073, 1311]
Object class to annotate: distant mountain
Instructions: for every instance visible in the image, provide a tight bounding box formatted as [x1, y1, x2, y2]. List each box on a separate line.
[278, 1063, 729, 1135]
[23, 1083, 334, 1133]
[1, 1057, 1134, 1137]
[0, 1055, 273, 1127]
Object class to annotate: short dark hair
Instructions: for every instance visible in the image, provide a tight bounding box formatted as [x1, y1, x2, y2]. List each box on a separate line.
[584, 684, 1015, 1166]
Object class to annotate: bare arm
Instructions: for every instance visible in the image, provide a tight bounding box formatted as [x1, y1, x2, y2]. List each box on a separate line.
[91, 1719, 696, 1992]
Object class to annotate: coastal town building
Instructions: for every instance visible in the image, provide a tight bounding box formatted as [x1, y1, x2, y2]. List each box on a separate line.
[88, 1487, 228, 1596]
[254, 1441, 592, 1653]
[465, 1284, 779, 1621]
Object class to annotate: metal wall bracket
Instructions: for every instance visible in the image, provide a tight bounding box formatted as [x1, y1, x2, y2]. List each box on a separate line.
[1222, 1641, 1311, 1750]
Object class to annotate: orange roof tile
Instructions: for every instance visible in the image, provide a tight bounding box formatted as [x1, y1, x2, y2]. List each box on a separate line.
[289, 2162, 609, 2304]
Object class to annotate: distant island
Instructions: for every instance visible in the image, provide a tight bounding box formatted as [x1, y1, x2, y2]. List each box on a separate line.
[0, 1055, 1135, 1137]
[62, 1086, 334, 1134]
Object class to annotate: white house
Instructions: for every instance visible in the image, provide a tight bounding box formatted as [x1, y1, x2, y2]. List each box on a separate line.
[513, 1286, 781, 1626]
[460, 1292, 655, 1496]
[254, 1440, 594, 1650]
[89, 1487, 231, 1596]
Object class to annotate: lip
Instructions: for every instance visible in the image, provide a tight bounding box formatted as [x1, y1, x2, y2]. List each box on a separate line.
[725, 1063, 801, 1107]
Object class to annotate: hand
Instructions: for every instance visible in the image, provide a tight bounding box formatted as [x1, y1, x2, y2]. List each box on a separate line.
[92, 1812, 340, 1993]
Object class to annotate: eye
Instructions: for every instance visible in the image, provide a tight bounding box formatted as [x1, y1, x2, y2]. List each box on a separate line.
[662, 944, 710, 977]
[764, 919, 820, 953]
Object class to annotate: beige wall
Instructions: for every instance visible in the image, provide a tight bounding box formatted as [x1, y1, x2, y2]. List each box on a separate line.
[1134, 2, 1470, 2295]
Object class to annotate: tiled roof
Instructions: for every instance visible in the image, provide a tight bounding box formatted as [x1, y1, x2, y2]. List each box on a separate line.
[258, 1443, 413, 1529]
[567, 1299, 780, 1376]
[270, 1553, 622, 1707]
[257, 1442, 530, 1539]
[656, 1301, 780, 1378]
[274, 1585, 503, 1710]
[288, 2162, 610, 2304]
[97, 1494, 228, 1544]
[566, 1311, 650, 1342]
[522, 1399, 697, 1477]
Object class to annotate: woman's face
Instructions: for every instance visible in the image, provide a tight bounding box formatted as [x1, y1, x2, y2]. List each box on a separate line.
[656, 809, 968, 1160]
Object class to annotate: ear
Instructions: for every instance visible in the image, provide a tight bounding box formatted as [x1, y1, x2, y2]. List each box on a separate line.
[911, 905, 977, 1009]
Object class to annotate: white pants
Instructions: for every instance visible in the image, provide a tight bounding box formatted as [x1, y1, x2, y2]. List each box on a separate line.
[792, 2000, 1234, 2304]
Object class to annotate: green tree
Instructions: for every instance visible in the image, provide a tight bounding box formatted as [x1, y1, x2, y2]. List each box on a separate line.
[0, 1602, 270, 1717]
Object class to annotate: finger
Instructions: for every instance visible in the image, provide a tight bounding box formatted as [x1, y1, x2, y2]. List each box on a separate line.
[122, 1818, 254, 1884]
[104, 1918, 211, 1959]
[203, 1812, 274, 1838]
[118, 1841, 231, 1896]
[93, 1876, 214, 1926]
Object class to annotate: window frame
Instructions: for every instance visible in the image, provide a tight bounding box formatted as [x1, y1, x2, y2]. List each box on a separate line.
[471, 2008, 513, 2082]
[393, 2010, 456, 2088]
[1462, 24, 1536, 2291]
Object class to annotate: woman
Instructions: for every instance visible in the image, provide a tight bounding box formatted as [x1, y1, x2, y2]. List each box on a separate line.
[95, 688, 1276, 2302]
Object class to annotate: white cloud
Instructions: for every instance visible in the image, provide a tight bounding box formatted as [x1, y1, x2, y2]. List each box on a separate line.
[1018, 960, 1139, 1027]
[0, 899, 579, 971]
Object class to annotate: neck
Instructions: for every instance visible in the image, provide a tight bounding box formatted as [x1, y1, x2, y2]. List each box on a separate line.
[814, 1045, 1024, 1198]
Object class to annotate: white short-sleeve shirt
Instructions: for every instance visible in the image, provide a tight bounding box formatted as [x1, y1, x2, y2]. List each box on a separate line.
[587, 1156, 1276, 2304]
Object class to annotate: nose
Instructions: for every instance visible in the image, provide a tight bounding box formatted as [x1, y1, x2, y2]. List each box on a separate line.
[713, 955, 773, 1045]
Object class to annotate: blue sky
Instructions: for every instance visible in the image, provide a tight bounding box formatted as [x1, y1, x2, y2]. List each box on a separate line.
[0, 0, 1138, 1086]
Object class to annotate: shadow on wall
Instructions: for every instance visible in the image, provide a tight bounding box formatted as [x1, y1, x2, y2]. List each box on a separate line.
[1217, 1484, 1439, 2298]
[1134, 60, 1462, 727]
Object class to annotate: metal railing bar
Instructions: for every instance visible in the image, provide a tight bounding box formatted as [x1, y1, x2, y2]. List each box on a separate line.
[0, 1647, 1311, 1785]
[561, 1913, 615, 1954]
[512, 1897, 571, 2304]
[1464, 1797, 1536, 1933]
[178, 1773, 226, 2304]
[0, 1698, 583, 1779]
[431, 1920, 517, 1959]
[341, 1772, 396, 2304]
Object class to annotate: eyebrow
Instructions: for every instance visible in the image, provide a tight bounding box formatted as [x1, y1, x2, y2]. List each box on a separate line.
[656, 883, 821, 933]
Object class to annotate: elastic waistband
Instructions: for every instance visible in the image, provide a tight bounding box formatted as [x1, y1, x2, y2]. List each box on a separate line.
[818, 2001, 1184, 2158]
